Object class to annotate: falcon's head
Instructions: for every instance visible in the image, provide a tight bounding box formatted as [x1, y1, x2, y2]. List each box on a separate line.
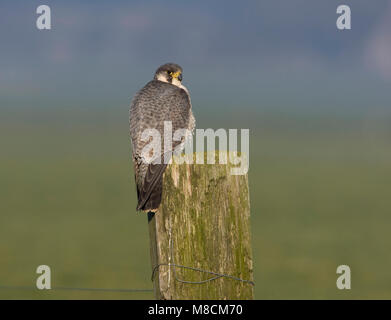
[154, 63, 183, 87]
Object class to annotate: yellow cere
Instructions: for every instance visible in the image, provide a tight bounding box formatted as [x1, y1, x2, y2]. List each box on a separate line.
[171, 71, 181, 79]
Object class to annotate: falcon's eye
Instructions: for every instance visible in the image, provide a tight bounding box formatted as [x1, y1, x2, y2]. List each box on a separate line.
[167, 71, 172, 75]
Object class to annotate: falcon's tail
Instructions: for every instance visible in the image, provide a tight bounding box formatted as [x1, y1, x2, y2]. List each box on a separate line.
[136, 163, 167, 212]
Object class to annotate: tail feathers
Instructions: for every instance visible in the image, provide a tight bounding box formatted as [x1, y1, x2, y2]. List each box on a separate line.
[137, 180, 163, 211]
[136, 163, 167, 211]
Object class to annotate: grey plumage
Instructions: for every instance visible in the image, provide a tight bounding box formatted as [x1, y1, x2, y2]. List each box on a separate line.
[129, 63, 195, 211]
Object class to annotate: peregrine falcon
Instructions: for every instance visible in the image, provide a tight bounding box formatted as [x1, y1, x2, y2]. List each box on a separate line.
[129, 63, 195, 212]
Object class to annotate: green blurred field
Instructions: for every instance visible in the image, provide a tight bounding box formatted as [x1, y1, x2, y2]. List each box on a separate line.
[1, 107, 391, 299]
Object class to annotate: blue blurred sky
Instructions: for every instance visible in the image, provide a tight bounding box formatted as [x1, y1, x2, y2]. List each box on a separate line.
[1, 0, 390, 113]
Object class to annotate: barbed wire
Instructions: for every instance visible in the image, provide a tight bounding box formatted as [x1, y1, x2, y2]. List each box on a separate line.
[151, 263, 255, 286]
[151, 218, 255, 287]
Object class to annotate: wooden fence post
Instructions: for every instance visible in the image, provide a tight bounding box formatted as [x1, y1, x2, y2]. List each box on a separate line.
[148, 152, 254, 299]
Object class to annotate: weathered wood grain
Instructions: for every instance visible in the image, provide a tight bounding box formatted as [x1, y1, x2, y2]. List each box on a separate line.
[148, 152, 254, 299]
